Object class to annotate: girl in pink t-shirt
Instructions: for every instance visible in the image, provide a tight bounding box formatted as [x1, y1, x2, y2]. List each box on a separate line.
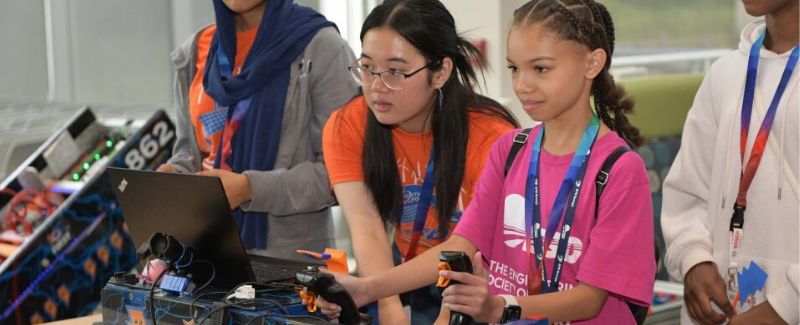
[317, 1, 655, 324]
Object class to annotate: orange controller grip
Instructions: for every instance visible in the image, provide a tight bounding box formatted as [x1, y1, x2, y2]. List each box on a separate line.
[436, 261, 452, 288]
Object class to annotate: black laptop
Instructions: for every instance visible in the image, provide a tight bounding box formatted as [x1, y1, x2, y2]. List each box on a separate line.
[106, 167, 320, 289]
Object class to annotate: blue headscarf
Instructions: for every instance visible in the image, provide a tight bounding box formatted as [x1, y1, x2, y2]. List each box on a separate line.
[203, 0, 335, 249]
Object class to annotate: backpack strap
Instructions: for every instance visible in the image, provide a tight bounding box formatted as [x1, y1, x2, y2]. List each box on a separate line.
[505, 138, 650, 323]
[504, 128, 533, 177]
[594, 146, 631, 212]
[592, 145, 654, 325]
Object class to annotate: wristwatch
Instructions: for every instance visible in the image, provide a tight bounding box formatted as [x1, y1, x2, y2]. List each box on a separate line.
[499, 294, 522, 323]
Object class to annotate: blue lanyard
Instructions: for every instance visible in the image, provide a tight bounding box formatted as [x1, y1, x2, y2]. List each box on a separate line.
[525, 115, 600, 293]
[404, 148, 436, 260]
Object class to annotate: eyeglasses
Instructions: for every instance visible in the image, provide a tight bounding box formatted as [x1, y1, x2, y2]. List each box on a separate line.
[348, 61, 440, 91]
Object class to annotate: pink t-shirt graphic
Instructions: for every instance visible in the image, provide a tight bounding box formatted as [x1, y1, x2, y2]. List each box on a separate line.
[454, 126, 655, 324]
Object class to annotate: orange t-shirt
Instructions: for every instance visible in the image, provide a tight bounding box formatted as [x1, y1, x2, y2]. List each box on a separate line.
[322, 96, 514, 258]
[189, 25, 258, 170]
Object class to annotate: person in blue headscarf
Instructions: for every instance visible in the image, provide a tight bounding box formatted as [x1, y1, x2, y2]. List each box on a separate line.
[158, 0, 359, 260]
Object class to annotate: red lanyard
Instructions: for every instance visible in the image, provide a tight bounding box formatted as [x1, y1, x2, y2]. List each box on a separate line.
[730, 31, 799, 232]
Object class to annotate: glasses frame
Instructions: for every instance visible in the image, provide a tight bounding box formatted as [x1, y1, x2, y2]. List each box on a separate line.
[348, 60, 440, 91]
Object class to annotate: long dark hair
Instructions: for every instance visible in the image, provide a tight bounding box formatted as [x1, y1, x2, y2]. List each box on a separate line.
[512, 0, 644, 147]
[360, 0, 519, 229]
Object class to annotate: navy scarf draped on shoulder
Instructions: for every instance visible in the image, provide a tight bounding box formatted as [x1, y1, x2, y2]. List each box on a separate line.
[202, 0, 335, 249]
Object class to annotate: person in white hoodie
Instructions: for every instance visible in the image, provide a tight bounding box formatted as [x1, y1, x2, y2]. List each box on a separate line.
[661, 0, 799, 324]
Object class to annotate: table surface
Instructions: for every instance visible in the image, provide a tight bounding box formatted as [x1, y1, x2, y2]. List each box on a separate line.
[41, 314, 102, 325]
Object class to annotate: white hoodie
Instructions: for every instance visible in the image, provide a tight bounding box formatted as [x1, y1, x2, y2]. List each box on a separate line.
[662, 20, 799, 324]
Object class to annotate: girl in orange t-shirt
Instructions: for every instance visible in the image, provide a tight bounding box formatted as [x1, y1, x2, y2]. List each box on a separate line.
[321, 1, 517, 323]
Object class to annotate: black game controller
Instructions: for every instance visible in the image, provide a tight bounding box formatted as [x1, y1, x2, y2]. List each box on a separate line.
[436, 251, 474, 325]
[296, 267, 361, 325]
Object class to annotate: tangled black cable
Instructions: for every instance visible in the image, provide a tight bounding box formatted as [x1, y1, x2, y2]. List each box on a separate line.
[191, 259, 216, 293]
[189, 281, 303, 325]
[189, 291, 227, 320]
[194, 298, 290, 325]
[244, 312, 330, 325]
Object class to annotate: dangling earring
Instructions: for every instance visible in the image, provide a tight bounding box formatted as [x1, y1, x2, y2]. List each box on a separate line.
[437, 88, 443, 111]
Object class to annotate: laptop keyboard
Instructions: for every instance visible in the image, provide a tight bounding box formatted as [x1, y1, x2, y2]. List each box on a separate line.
[251, 262, 300, 283]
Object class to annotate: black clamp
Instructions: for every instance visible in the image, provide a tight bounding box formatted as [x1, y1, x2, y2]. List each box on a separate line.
[729, 204, 745, 231]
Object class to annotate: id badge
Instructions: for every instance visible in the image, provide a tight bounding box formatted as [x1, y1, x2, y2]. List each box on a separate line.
[731, 261, 768, 312]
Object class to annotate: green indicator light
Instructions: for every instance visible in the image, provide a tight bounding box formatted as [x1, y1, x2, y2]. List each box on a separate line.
[106, 140, 113, 148]
[72, 173, 80, 181]
[94, 153, 101, 160]
[83, 162, 90, 170]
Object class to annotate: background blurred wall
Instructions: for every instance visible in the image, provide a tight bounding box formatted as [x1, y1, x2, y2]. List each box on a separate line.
[0, 0, 755, 122]
[0, 0, 214, 109]
[0, 0, 48, 100]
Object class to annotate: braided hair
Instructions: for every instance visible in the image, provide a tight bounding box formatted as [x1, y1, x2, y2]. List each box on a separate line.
[513, 0, 644, 147]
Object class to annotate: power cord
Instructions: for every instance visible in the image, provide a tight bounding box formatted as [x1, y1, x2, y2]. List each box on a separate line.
[182, 280, 303, 325]
[195, 298, 289, 325]
[245, 312, 331, 325]
[189, 291, 227, 320]
[190, 281, 302, 325]
[192, 259, 216, 293]
[152, 259, 215, 323]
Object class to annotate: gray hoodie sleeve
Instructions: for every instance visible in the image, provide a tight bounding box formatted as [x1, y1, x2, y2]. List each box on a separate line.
[241, 27, 359, 216]
[167, 32, 203, 174]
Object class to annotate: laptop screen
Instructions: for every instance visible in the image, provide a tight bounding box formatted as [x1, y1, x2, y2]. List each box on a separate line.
[106, 167, 256, 288]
